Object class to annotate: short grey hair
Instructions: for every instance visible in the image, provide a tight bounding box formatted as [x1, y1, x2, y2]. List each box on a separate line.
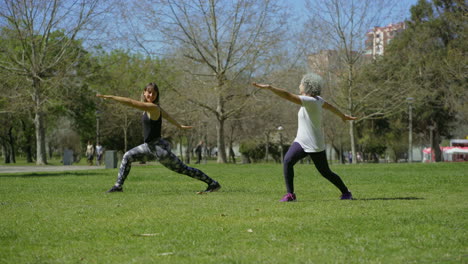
[300, 73, 324, 96]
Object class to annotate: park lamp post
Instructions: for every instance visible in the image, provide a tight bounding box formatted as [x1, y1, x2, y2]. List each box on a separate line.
[407, 97, 414, 163]
[277, 125, 284, 164]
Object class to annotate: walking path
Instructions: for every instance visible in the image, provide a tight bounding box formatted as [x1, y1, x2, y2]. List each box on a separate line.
[0, 165, 105, 174]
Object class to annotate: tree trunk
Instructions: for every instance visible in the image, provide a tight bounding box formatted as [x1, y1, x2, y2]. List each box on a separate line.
[433, 126, 442, 162]
[332, 145, 341, 164]
[347, 62, 357, 164]
[8, 126, 16, 163]
[392, 149, 398, 163]
[265, 132, 270, 163]
[33, 78, 47, 165]
[349, 120, 357, 164]
[48, 142, 53, 160]
[26, 145, 33, 163]
[185, 134, 192, 164]
[227, 124, 237, 164]
[203, 126, 208, 164]
[123, 115, 129, 152]
[21, 119, 34, 163]
[123, 127, 128, 152]
[34, 111, 47, 165]
[216, 118, 227, 163]
[339, 136, 345, 164]
[229, 141, 236, 164]
[179, 135, 184, 161]
[2, 140, 11, 163]
[371, 153, 378, 163]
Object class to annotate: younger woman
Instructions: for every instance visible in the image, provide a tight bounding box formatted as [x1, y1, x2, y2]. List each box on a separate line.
[252, 73, 356, 201]
[97, 82, 221, 193]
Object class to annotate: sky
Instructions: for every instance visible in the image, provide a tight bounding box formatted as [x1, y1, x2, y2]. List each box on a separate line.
[82, 0, 423, 56]
[285, 0, 420, 27]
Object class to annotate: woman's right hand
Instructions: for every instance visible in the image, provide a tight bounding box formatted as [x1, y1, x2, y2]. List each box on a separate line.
[180, 125, 194, 130]
[251, 82, 272, 90]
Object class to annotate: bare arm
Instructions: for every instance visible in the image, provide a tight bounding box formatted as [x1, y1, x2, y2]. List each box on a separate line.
[251, 82, 302, 105]
[160, 107, 193, 130]
[96, 94, 160, 119]
[97, 94, 158, 112]
[322, 101, 357, 121]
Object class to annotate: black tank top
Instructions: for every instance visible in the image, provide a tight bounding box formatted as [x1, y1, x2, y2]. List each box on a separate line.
[142, 112, 162, 143]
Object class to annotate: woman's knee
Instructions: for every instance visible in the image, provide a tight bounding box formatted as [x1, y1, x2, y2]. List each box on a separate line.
[284, 153, 298, 166]
[122, 151, 134, 163]
[160, 157, 184, 172]
[283, 160, 296, 173]
[317, 167, 336, 179]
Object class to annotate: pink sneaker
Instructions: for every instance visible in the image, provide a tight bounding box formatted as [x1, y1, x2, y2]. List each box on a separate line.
[279, 193, 296, 202]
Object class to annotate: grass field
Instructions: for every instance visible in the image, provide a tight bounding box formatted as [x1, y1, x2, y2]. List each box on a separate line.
[0, 162, 467, 263]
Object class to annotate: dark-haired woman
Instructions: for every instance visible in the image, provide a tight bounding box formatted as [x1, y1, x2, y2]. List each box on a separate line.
[97, 82, 221, 193]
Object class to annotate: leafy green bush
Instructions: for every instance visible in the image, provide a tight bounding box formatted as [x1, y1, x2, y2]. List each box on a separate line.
[239, 140, 285, 163]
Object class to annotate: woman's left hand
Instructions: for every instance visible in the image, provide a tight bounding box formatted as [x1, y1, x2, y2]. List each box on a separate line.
[342, 114, 358, 121]
[251, 82, 272, 90]
[180, 125, 194, 130]
[96, 94, 112, 99]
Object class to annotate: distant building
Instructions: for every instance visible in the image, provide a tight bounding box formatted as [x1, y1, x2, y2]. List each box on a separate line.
[307, 22, 407, 74]
[307, 49, 361, 77]
[365, 22, 407, 59]
[307, 50, 340, 76]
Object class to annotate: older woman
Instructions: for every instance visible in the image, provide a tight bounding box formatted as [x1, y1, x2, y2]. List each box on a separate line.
[252, 73, 356, 202]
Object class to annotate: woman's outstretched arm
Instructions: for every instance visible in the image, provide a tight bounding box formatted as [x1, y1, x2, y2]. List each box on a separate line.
[96, 94, 161, 118]
[160, 107, 193, 130]
[322, 101, 357, 122]
[251, 82, 302, 105]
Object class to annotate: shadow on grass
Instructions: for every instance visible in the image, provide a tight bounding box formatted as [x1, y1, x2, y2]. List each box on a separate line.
[0, 171, 103, 178]
[356, 197, 424, 201]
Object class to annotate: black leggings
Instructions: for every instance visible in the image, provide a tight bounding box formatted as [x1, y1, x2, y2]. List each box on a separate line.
[114, 139, 215, 187]
[283, 142, 349, 194]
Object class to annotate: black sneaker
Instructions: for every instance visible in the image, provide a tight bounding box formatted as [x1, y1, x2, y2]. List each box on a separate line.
[197, 181, 221, 194]
[107, 185, 123, 193]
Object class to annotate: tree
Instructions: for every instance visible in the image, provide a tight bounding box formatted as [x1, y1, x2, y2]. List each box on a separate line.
[89, 50, 158, 152]
[128, 0, 288, 163]
[0, 113, 16, 163]
[371, 0, 467, 161]
[304, 0, 413, 163]
[0, 0, 102, 164]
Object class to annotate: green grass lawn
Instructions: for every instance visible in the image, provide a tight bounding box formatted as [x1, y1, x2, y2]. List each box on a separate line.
[3, 157, 91, 166]
[0, 162, 467, 263]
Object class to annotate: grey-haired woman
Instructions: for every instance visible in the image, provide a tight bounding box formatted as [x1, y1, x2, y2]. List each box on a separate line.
[97, 82, 221, 194]
[252, 73, 356, 202]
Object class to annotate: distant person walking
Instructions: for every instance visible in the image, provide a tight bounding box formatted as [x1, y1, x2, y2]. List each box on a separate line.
[357, 152, 363, 163]
[95, 143, 104, 166]
[97, 82, 221, 194]
[195, 141, 203, 164]
[85, 141, 94, 166]
[252, 73, 357, 202]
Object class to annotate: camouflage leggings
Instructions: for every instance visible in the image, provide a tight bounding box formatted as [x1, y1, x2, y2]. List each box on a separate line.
[115, 139, 215, 187]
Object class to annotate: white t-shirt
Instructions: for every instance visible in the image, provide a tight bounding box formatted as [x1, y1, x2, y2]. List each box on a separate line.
[294, 95, 325, 152]
[86, 144, 94, 155]
[96, 145, 103, 155]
